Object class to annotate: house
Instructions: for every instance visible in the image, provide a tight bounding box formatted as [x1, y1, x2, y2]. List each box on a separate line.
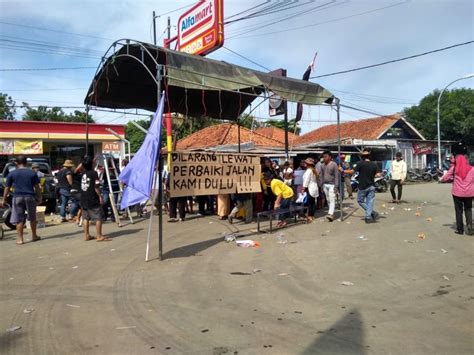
[295, 114, 450, 169]
[254, 126, 298, 144]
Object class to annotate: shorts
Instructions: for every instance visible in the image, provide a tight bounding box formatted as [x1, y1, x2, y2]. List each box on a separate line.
[71, 191, 81, 207]
[82, 206, 104, 222]
[11, 196, 37, 224]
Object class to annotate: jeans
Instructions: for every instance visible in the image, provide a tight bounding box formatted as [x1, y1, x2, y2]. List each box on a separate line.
[277, 197, 292, 220]
[453, 195, 472, 233]
[390, 179, 403, 201]
[323, 184, 336, 215]
[60, 188, 78, 218]
[357, 186, 376, 220]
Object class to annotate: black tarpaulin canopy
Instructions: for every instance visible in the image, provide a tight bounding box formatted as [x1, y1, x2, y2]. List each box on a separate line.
[84, 40, 334, 119]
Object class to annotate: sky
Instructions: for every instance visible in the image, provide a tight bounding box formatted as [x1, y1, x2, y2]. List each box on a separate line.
[0, 0, 473, 134]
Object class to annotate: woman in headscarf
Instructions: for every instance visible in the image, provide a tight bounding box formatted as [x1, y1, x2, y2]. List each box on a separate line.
[302, 157, 319, 222]
[441, 154, 473, 235]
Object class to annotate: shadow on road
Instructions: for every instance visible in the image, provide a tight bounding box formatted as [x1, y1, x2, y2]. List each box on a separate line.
[301, 309, 366, 355]
[0, 331, 26, 353]
[163, 235, 223, 259]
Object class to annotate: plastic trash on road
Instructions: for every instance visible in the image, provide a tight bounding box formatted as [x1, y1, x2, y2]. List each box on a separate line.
[418, 233, 426, 240]
[276, 233, 288, 244]
[6, 326, 21, 332]
[223, 233, 236, 242]
[236, 240, 260, 248]
[341, 281, 354, 286]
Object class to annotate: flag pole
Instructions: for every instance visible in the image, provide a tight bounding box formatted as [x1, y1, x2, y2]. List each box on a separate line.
[157, 66, 164, 261]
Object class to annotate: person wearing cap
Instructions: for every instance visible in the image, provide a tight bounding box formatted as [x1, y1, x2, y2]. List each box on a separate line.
[390, 152, 407, 203]
[57, 159, 79, 222]
[321, 151, 340, 222]
[263, 171, 294, 227]
[354, 150, 380, 223]
[302, 157, 319, 221]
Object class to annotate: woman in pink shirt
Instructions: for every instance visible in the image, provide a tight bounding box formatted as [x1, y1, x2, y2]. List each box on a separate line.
[441, 155, 473, 235]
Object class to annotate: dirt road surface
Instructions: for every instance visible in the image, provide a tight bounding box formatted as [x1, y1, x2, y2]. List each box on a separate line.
[1, 183, 472, 354]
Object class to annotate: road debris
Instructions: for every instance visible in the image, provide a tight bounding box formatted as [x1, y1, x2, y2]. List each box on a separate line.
[341, 281, 354, 286]
[66, 304, 80, 308]
[223, 233, 236, 242]
[415, 212, 421, 217]
[358, 235, 368, 241]
[72, 266, 79, 269]
[6, 326, 21, 332]
[23, 308, 35, 314]
[441, 249, 448, 254]
[230, 272, 252, 276]
[279, 273, 289, 276]
[110, 249, 116, 252]
[276, 233, 288, 244]
[252, 268, 261, 274]
[443, 275, 450, 281]
[426, 217, 433, 222]
[236, 240, 260, 248]
[418, 233, 426, 240]
[116, 326, 136, 330]
[389, 207, 395, 211]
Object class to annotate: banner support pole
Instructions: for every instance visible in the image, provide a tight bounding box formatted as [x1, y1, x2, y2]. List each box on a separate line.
[336, 97, 343, 222]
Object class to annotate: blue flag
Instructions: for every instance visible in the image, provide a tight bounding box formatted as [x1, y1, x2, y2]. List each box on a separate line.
[120, 95, 165, 209]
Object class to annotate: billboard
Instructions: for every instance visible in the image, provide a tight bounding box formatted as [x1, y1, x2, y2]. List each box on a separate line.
[177, 0, 224, 56]
[13, 139, 43, 155]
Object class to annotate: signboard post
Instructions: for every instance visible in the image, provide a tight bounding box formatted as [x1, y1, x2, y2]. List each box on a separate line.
[177, 0, 224, 56]
[169, 152, 261, 197]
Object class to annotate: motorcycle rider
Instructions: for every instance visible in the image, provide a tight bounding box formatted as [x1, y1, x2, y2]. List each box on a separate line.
[390, 152, 407, 203]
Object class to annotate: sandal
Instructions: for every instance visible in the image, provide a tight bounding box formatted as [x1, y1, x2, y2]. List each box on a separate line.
[84, 235, 95, 241]
[16, 241, 24, 245]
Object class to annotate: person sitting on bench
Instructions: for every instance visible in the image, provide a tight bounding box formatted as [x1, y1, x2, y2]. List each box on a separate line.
[263, 171, 294, 228]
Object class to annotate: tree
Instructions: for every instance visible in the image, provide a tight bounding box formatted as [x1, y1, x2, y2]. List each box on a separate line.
[263, 118, 301, 135]
[0, 92, 16, 120]
[403, 88, 474, 145]
[22, 103, 94, 122]
[125, 119, 151, 153]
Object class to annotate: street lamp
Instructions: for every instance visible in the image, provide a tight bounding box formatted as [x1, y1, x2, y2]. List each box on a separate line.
[437, 73, 474, 167]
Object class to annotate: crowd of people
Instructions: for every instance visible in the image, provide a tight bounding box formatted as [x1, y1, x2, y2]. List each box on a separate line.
[2, 149, 472, 246]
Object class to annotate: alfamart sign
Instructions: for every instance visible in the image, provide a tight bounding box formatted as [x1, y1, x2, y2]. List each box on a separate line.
[177, 0, 224, 56]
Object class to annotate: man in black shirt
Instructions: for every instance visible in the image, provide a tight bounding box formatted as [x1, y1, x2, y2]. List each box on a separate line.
[354, 151, 380, 223]
[57, 160, 79, 222]
[80, 156, 111, 242]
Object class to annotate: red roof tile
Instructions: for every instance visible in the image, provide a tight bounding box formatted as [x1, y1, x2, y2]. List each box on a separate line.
[176, 123, 284, 150]
[296, 114, 400, 145]
[255, 126, 297, 144]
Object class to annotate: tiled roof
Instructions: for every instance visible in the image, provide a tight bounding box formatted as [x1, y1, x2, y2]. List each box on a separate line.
[255, 126, 297, 144]
[295, 114, 400, 145]
[176, 123, 284, 150]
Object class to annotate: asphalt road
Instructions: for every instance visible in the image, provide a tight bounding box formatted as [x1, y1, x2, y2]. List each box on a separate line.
[0, 183, 472, 354]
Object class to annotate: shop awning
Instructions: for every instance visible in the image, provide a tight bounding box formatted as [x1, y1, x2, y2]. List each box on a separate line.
[84, 40, 333, 119]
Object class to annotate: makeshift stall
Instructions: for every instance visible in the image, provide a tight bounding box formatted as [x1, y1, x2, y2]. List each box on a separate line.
[84, 39, 339, 261]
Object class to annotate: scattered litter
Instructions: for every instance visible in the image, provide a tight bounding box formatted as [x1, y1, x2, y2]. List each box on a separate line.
[252, 268, 261, 274]
[346, 221, 351, 224]
[64, 252, 70, 255]
[236, 240, 260, 248]
[343, 207, 349, 210]
[443, 275, 450, 281]
[9, 277, 14, 280]
[209, 222, 213, 224]
[276, 233, 288, 244]
[201, 329, 209, 333]
[250, 229, 258, 233]
[423, 201, 428, 204]
[341, 281, 354, 286]
[23, 308, 34, 314]
[382, 204, 386, 208]
[404, 240, 414, 243]
[223, 233, 236, 242]
[381, 212, 388, 215]
[49, 267, 54, 270]
[230, 272, 252, 276]
[358, 235, 368, 241]
[404, 208, 412, 212]
[426, 217, 433, 222]
[441, 249, 448, 254]
[278, 273, 289, 276]
[415, 212, 421, 217]
[390, 207, 395, 211]
[110, 249, 116, 252]
[6, 326, 21, 332]
[417, 206, 422, 210]
[72, 266, 78, 269]
[325, 230, 330, 233]
[418, 233, 426, 240]
[115, 326, 136, 330]
[66, 304, 80, 308]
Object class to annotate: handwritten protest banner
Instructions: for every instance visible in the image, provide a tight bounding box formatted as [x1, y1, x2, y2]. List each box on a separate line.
[169, 152, 261, 197]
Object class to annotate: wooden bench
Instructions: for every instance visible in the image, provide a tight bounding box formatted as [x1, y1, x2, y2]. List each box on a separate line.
[257, 205, 308, 233]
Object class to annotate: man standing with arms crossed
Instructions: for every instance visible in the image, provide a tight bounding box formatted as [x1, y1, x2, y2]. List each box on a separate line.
[1, 156, 42, 245]
[390, 152, 407, 203]
[353, 150, 380, 224]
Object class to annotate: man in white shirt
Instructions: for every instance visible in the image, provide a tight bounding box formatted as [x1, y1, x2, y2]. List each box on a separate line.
[390, 152, 407, 203]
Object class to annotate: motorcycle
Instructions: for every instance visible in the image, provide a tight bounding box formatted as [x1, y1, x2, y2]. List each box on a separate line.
[350, 172, 387, 193]
[406, 169, 423, 182]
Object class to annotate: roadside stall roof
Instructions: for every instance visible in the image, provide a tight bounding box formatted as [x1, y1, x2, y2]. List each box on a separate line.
[84, 40, 334, 119]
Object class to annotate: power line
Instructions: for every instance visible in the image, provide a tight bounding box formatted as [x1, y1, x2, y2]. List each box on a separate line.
[1, 87, 87, 92]
[222, 46, 271, 71]
[0, 67, 95, 72]
[311, 40, 474, 79]
[225, 1, 270, 21]
[227, 1, 408, 40]
[0, 21, 112, 41]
